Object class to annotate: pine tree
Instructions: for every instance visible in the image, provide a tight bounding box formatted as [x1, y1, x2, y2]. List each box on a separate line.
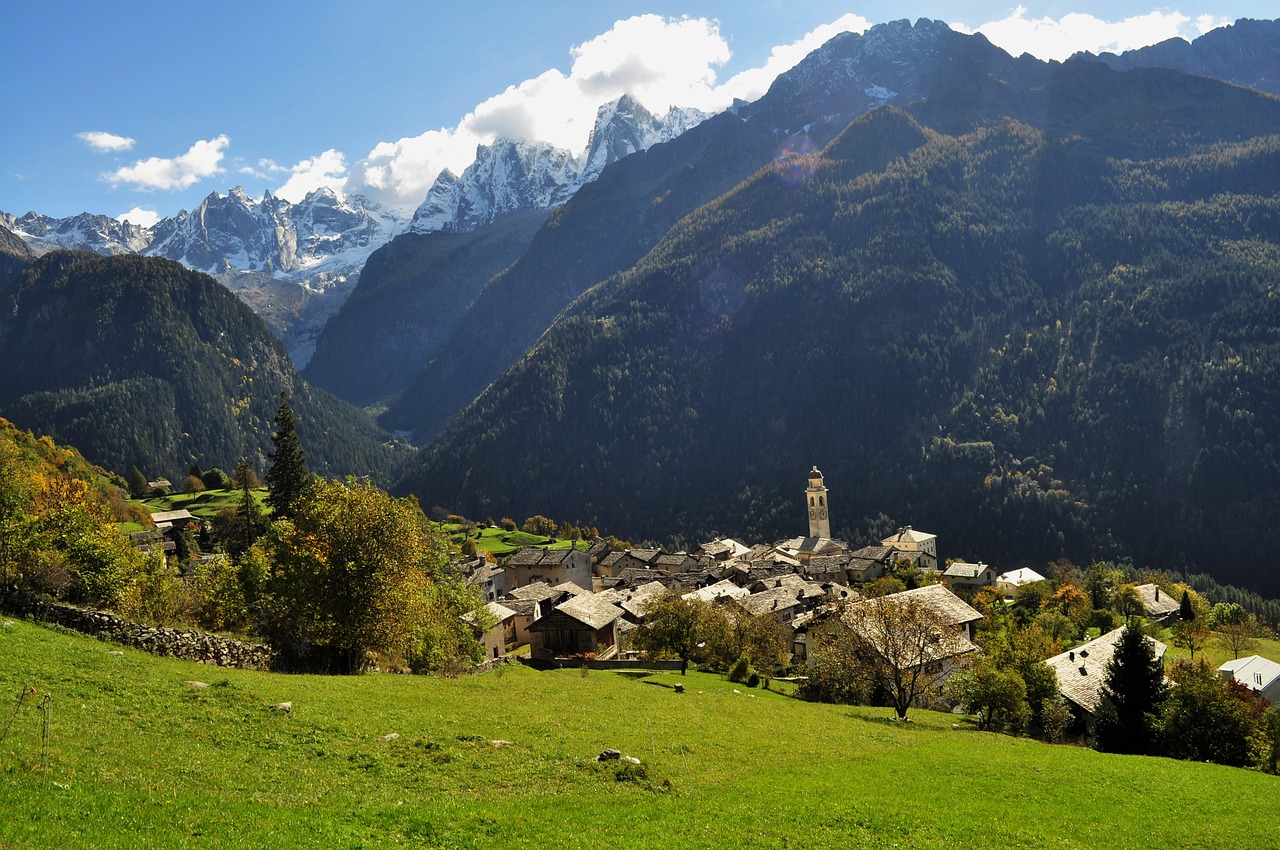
[1092, 623, 1168, 755]
[127, 466, 148, 499]
[1179, 588, 1195, 621]
[265, 393, 309, 519]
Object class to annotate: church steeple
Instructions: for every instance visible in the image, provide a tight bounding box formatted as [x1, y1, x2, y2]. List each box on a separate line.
[805, 465, 831, 538]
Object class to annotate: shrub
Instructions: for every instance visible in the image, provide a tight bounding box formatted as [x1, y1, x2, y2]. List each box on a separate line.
[746, 671, 761, 688]
[728, 654, 752, 684]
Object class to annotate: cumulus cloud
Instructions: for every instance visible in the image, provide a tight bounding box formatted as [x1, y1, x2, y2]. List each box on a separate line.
[116, 207, 160, 228]
[273, 150, 348, 203]
[346, 13, 872, 210]
[76, 131, 136, 152]
[953, 6, 1212, 62]
[103, 135, 230, 191]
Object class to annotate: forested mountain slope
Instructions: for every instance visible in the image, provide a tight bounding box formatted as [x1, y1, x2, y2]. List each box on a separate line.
[0, 252, 404, 483]
[303, 210, 548, 406]
[401, 69, 1280, 596]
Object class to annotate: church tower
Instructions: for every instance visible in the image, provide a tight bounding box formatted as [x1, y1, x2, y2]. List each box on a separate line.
[806, 466, 831, 539]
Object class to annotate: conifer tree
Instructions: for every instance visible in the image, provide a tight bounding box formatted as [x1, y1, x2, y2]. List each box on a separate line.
[1179, 588, 1196, 621]
[265, 393, 309, 519]
[127, 466, 148, 499]
[1092, 623, 1168, 755]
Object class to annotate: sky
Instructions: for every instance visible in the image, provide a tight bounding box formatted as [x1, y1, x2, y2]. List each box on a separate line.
[1, 1, 1270, 225]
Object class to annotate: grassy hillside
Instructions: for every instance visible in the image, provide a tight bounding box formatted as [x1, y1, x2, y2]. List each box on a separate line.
[1, 618, 1276, 849]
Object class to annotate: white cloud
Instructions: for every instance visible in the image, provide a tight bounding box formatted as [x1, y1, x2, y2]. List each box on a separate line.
[116, 207, 160, 228]
[346, 13, 873, 210]
[954, 6, 1209, 62]
[1195, 15, 1232, 35]
[76, 131, 136, 152]
[103, 135, 230, 191]
[273, 149, 348, 203]
[237, 157, 289, 179]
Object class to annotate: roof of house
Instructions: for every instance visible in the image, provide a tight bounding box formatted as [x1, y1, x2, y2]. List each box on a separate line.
[943, 561, 990, 580]
[507, 582, 562, 602]
[738, 587, 808, 617]
[504, 598, 540, 618]
[618, 581, 670, 618]
[1218, 655, 1280, 691]
[1135, 583, 1181, 618]
[682, 579, 751, 603]
[149, 509, 196, 526]
[1045, 627, 1167, 714]
[882, 526, 936, 545]
[889, 584, 984, 626]
[554, 594, 625, 631]
[996, 567, 1047, 587]
[774, 536, 846, 556]
[654, 553, 692, 571]
[625, 548, 662, 564]
[600, 550, 628, 568]
[506, 548, 546, 567]
[466, 563, 506, 586]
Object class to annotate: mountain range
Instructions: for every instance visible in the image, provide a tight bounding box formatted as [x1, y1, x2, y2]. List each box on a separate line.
[4, 17, 1280, 596]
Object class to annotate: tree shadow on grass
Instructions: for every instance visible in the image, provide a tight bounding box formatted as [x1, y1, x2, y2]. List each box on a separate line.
[613, 671, 652, 680]
[843, 712, 956, 733]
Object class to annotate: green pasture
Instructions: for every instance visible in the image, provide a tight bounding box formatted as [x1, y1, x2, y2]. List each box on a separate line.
[1, 618, 1276, 849]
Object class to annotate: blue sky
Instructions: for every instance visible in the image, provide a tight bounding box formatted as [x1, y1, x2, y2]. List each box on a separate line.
[1, 1, 1270, 223]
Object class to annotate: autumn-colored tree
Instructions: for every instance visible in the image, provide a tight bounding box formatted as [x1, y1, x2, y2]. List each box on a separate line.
[704, 605, 789, 673]
[1046, 582, 1091, 626]
[257, 477, 484, 673]
[843, 593, 972, 720]
[521, 515, 556, 537]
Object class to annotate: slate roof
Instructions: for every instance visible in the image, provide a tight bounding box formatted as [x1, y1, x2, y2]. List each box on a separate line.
[554, 594, 625, 631]
[507, 582, 562, 603]
[1044, 627, 1167, 714]
[150, 509, 196, 526]
[682, 579, 751, 603]
[1135, 584, 1180, 619]
[506, 548, 546, 567]
[891, 584, 983, 627]
[626, 549, 662, 564]
[883, 527, 936, 545]
[943, 561, 990, 580]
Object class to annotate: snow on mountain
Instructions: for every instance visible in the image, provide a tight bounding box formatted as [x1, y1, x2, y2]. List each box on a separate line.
[0, 210, 151, 256]
[410, 94, 709, 234]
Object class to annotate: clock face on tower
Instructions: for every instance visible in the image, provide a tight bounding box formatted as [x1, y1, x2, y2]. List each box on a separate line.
[818, 507, 828, 520]
[809, 508, 818, 520]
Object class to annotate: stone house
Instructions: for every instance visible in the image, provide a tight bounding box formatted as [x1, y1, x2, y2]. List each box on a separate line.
[528, 594, 626, 660]
[503, 546, 592, 590]
[467, 601, 517, 661]
[942, 561, 995, 591]
[1044, 627, 1168, 724]
[882, 526, 938, 570]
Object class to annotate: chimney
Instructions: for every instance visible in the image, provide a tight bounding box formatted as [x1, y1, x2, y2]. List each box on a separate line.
[1155, 587, 1160, 601]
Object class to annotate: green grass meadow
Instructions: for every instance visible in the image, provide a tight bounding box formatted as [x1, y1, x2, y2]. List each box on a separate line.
[2, 617, 1278, 849]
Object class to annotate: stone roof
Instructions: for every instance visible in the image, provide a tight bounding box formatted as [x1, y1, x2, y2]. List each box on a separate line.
[682, 579, 751, 603]
[507, 582, 562, 602]
[555, 594, 625, 631]
[504, 599, 540, 618]
[1044, 627, 1167, 714]
[150, 509, 196, 526]
[1135, 584, 1180, 618]
[600, 551, 627, 569]
[626, 548, 662, 564]
[506, 548, 545, 567]
[653, 553, 691, 571]
[891, 584, 983, 627]
[883, 526, 936, 545]
[943, 561, 990, 580]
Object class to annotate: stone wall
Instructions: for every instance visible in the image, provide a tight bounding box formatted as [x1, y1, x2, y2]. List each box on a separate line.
[1, 593, 272, 670]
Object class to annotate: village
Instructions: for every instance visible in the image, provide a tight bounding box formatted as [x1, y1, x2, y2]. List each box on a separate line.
[451, 467, 1280, 729]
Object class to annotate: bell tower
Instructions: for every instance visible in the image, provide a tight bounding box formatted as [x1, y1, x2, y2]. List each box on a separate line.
[805, 465, 831, 538]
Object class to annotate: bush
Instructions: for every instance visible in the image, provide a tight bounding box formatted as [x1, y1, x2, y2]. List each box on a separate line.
[1040, 697, 1072, 743]
[746, 671, 761, 688]
[727, 654, 752, 684]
